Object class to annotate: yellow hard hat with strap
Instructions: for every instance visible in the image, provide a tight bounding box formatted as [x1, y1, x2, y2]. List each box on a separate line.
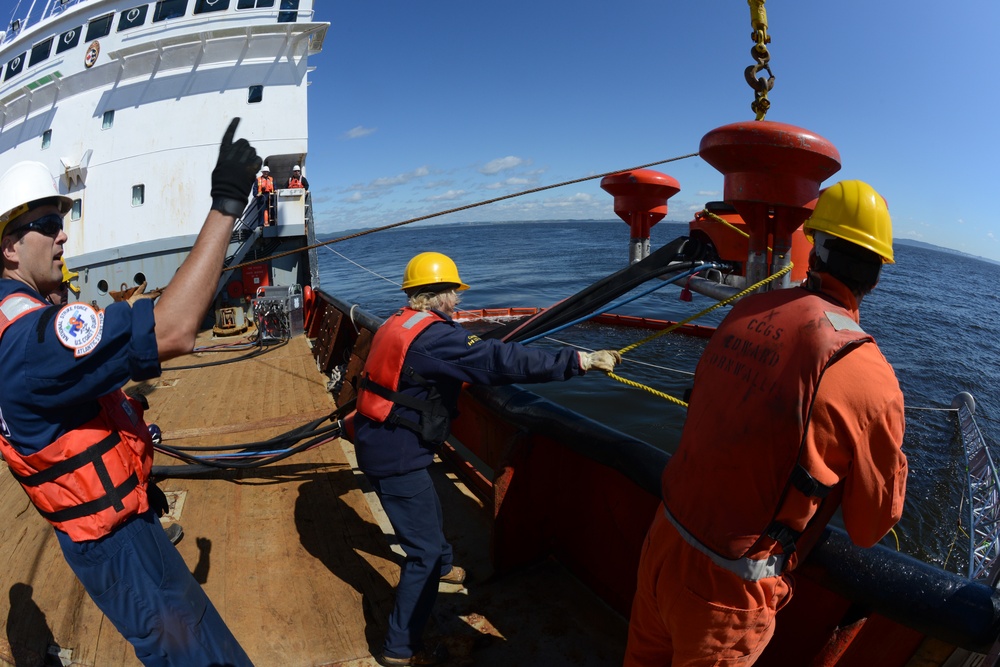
[401, 252, 470, 292]
[803, 180, 894, 264]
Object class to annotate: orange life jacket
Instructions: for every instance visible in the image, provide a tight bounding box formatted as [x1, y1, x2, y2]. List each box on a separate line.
[661, 284, 873, 580]
[0, 292, 153, 542]
[257, 175, 274, 194]
[356, 308, 452, 442]
[288, 177, 304, 189]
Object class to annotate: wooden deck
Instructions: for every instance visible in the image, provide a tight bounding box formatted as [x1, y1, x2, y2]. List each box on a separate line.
[0, 331, 626, 666]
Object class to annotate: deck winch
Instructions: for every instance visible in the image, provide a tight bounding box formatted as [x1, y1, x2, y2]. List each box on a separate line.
[600, 169, 680, 264]
[699, 121, 841, 289]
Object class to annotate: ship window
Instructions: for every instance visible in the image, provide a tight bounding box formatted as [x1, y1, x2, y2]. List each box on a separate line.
[30, 38, 53, 66]
[118, 5, 149, 32]
[134, 272, 147, 285]
[153, 0, 187, 22]
[71, 199, 82, 221]
[277, 0, 298, 23]
[237, 0, 274, 8]
[194, 0, 230, 13]
[41, 130, 52, 149]
[86, 14, 113, 41]
[57, 26, 81, 53]
[103, 110, 115, 129]
[98, 280, 109, 293]
[132, 184, 145, 207]
[4, 53, 25, 81]
[248, 85, 263, 103]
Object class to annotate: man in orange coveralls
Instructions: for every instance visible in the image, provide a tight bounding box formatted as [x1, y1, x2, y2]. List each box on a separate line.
[623, 180, 908, 666]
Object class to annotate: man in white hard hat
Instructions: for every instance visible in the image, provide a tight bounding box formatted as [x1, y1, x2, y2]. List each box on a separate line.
[287, 164, 309, 191]
[0, 118, 261, 666]
[253, 163, 275, 225]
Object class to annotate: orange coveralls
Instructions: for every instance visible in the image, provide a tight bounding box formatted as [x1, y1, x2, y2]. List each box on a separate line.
[624, 273, 907, 666]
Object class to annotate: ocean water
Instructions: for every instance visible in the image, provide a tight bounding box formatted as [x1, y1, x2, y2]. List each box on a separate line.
[317, 220, 1000, 574]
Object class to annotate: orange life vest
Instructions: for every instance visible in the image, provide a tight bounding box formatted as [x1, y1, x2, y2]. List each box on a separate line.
[661, 284, 873, 580]
[0, 292, 153, 542]
[257, 175, 274, 194]
[356, 308, 452, 442]
[288, 177, 304, 189]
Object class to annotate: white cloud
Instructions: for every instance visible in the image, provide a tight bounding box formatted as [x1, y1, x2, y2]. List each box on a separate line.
[485, 176, 531, 190]
[480, 156, 524, 175]
[427, 190, 466, 202]
[347, 166, 431, 193]
[344, 126, 376, 140]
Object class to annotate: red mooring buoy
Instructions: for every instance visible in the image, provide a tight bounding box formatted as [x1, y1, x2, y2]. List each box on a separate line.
[699, 121, 841, 287]
[600, 169, 680, 264]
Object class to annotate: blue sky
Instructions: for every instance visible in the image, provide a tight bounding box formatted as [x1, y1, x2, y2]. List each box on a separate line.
[305, 1, 1000, 261]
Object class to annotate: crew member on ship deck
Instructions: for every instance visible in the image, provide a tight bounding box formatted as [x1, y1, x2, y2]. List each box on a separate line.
[254, 164, 275, 226]
[623, 180, 908, 667]
[287, 164, 309, 191]
[354, 251, 623, 667]
[0, 119, 262, 667]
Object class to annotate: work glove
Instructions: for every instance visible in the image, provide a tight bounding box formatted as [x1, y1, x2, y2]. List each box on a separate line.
[210, 118, 262, 216]
[578, 349, 622, 373]
[147, 482, 170, 517]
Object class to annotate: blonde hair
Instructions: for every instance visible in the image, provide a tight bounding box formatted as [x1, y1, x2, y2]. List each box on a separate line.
[408, 288, 459, 312]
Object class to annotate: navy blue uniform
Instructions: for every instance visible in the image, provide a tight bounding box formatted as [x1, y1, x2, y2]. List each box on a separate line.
[355, 308, 582, 660]
[0, 279, 252, 667]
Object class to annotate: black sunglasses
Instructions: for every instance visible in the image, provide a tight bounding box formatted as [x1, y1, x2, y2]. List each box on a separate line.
[7, 213, 64, 239]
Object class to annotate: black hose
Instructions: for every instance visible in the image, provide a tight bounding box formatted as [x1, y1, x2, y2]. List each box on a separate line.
[483, 236, 707, 343]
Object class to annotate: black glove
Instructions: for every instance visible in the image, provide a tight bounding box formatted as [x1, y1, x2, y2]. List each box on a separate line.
[210, 117, 262, 216]
[148, 482, 170, 517]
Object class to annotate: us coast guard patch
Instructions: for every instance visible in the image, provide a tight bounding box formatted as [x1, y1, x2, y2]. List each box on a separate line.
[54, 303, 104, 358]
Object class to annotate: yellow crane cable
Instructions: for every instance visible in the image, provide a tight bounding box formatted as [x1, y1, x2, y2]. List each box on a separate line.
[746, 0, 774, 120]
[606, 263, 793, 407]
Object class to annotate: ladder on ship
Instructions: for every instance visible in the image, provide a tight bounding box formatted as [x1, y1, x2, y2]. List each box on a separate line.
[953, 392, 1000, 585]
[213, 190, 315, 299]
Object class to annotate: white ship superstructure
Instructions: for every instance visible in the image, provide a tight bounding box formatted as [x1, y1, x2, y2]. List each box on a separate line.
[0, 0, 327, 307]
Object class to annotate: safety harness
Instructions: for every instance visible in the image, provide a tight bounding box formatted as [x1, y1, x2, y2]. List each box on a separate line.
[0, 292, 152, 542]
[356, 308, 453, 444]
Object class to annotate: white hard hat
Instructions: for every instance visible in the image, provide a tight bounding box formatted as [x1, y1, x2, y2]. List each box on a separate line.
[0, 161, 73, 236]
[261, 165, 270, 173]
[292, 165, 301, 171]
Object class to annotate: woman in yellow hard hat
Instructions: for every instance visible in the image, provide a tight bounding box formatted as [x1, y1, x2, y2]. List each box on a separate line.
[355, 251, 621, 666]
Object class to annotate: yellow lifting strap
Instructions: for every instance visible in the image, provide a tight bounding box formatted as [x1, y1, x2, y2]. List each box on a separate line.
[606, 263, 793, 408]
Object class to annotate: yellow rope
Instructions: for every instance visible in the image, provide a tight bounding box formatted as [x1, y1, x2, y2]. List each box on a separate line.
[700, 209, 749, 238]
[606, 263, 793, 407]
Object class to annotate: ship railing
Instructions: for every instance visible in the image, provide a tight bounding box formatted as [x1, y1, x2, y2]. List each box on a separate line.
[2, 1, 320, 47]
[953, 392, 1000, 584]
[3, 0, 83, 45]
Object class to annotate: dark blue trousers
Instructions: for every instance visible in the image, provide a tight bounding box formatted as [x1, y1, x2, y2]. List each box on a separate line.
[58, 510, 252, 667]
[368, 469, 453, 658]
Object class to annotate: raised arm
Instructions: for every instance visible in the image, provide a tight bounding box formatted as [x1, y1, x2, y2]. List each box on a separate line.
[154, 118, 260, 360]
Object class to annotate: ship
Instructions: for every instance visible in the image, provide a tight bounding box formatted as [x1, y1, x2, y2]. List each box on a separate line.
[1, 2, 999, 667]
[0, 0, 324, 310]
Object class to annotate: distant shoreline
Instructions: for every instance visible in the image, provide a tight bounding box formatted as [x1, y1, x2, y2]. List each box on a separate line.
[317, 220, 1000, 267]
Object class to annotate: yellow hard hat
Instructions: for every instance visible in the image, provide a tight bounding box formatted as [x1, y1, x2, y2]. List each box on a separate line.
[803, 180, 894, 263]
[61, 264, 81, 294]
[401, 252, 470, 292]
